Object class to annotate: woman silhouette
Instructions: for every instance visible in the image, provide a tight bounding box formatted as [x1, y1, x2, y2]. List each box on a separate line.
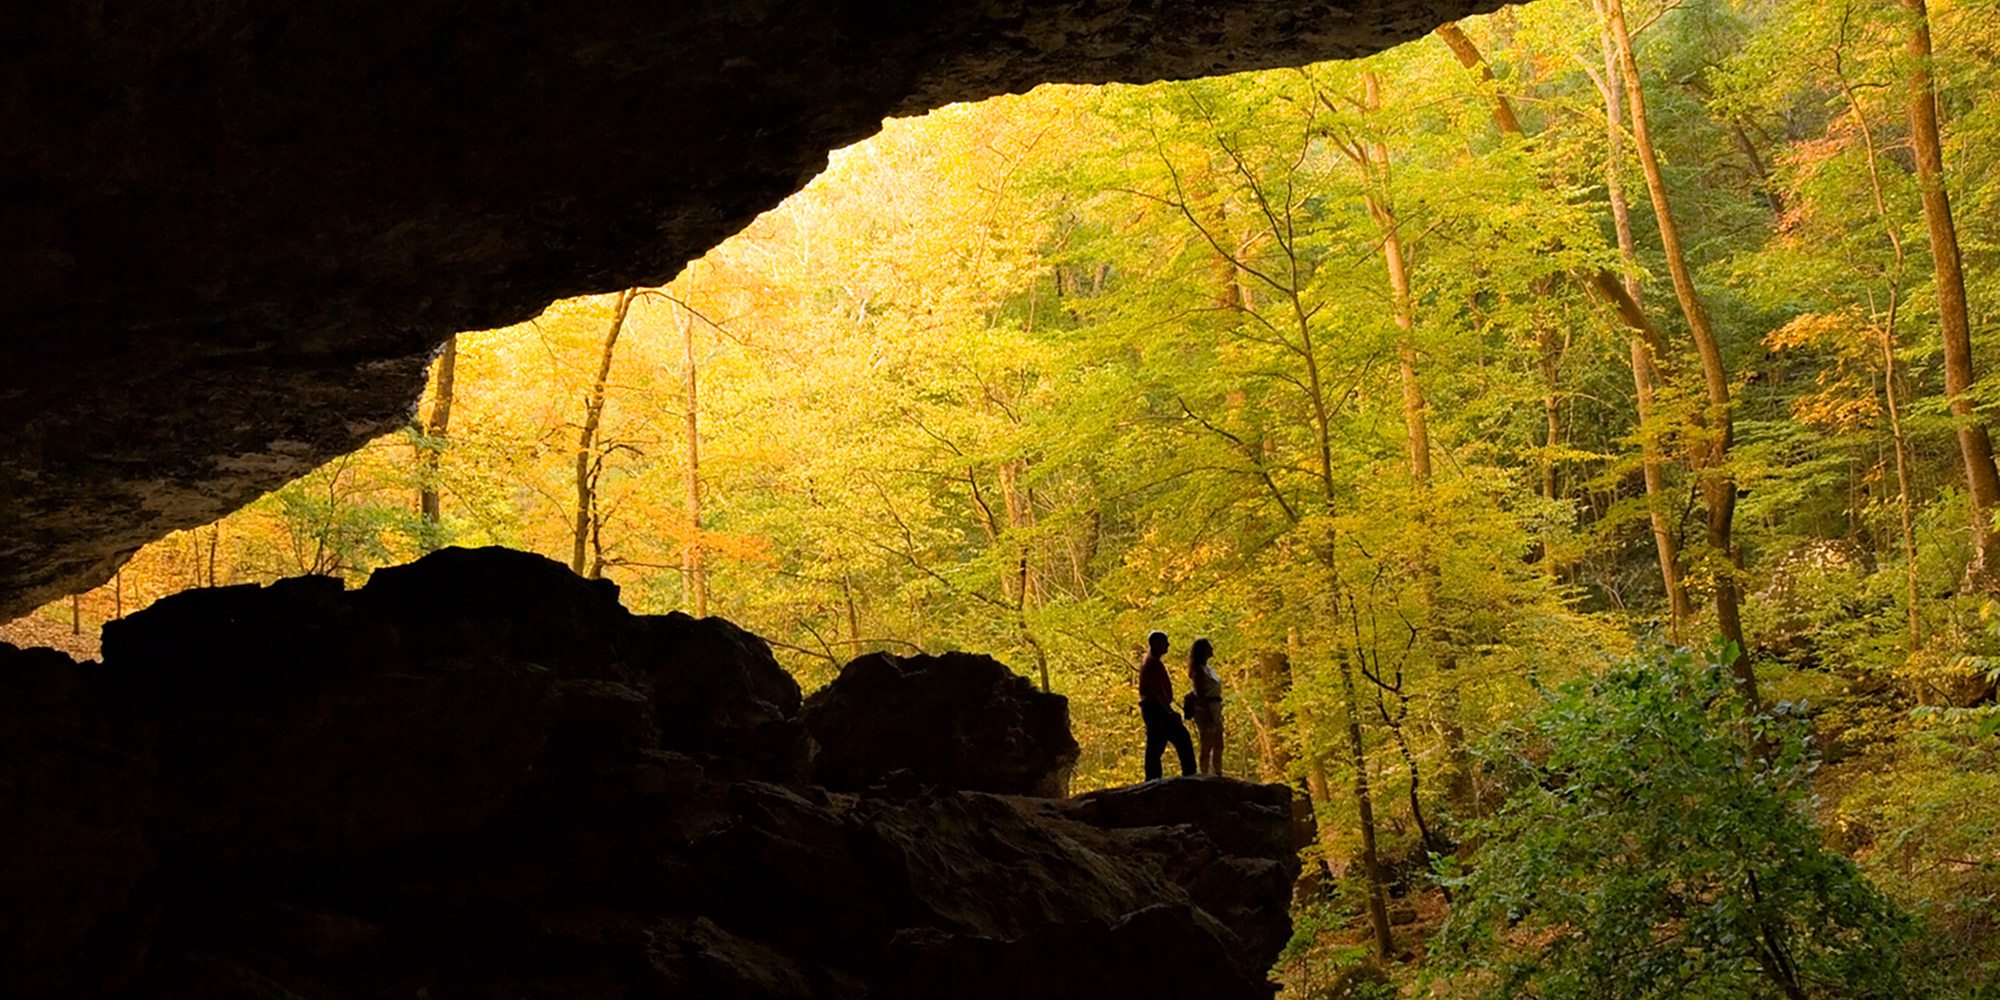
[1185, 637, 1224, 776]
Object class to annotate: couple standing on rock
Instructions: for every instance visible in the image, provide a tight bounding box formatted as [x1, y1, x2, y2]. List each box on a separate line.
[1137, 630, 1224, 780]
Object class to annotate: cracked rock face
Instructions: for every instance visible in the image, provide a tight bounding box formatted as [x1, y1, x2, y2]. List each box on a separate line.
[0, 0, 1500, 614]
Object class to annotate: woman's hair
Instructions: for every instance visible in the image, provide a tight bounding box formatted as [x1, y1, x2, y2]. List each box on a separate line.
[1189, 637, 1213, 665]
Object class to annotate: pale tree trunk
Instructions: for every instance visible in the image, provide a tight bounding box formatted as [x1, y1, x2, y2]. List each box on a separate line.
[1021, 587, 1053, 693]
[1903, 0, 2000, 591]
[1303, 757, 1340, 855]
[1434, 22, 1524, 134]
[1442, 13, 1693, 635]
[1609, 0, 1754, 698]
[1250, 650, 1293, 781]
[573, 289, 636, 577]
[1885, 333, 1923, 646]
[1595, 7, 1695, 638]
[1836, 54, 1923, 648]
[996, 460, 1053, 690]
[1396, 341, 1432, 484]
[1350, 73, 1432, 484]
[1357, 70, 1466, 809]
[1536, 287, 1565, 503]
[680, 306, 708, 616]
[417, 335, 457, 551]
[1377, 220, 1431, 480]
[844, 574, 863, 659]
[999, 460, 1040, 604]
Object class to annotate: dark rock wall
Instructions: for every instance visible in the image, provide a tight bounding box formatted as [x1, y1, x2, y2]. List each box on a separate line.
[0, 547, 1304, 998]
[0, 0, 1502, 616]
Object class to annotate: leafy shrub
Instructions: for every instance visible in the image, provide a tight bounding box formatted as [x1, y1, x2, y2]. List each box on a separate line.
[1433, 644, 1912, 1000]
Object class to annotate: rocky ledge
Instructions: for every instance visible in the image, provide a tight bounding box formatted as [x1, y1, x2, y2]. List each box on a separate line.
[1, 546, 1303, 998]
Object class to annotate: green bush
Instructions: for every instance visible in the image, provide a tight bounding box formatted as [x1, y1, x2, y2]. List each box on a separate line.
[1433, 644, 1912, 1000]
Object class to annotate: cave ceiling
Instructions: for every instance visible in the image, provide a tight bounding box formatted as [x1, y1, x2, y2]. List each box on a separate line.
[0, 0, 1503, 617]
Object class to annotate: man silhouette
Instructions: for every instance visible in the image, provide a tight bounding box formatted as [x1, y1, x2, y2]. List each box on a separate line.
[1138, 630, 1195, 780]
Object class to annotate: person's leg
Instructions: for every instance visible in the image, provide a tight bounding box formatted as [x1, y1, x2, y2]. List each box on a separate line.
[1142, 703, 1166, 781]
[1169, 714, 1196, 776]
[1206, 718, 1225, 776]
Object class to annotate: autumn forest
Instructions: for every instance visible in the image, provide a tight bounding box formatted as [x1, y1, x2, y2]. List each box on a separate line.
[13, 0, 2000, 995]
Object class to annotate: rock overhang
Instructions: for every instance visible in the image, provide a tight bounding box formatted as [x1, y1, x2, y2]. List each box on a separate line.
[0, 0, 1506, 615]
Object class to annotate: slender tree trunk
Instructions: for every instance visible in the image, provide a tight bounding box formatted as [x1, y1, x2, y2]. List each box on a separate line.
[417, 335, 457, 550]
[1536, 299, 1564, 503]
[1364, 83, 1432, 485]
[1884, 333, 1923, 645]
[1251, 650, 1293, 780]
[1304, 758, 1342, 855]
[1000, 460, 1039, 603]
[1445, 12, 1693, 635]
[1838, 58, 1924, 648]
[1903, 0, 2000, 591]
[1342, 74, 1432, 484]
[1358, 70, 1466, 808]
[1339, 647, 1396, 960]
[1024, 619, 1053, 693]
[1597, 10, 1695, 639]
[1609, 0, 1753, 697]
[680, 306, 707, 616]
[1434, 22, 1525, 135]
[1726, 119, 1785, 218]
[573, 289, 636, 577]
[1363, 655, 1448, 861]
[70, 593, 80, 635]
[844, 574, 863, 659]
[1283, 628, 1333, 903]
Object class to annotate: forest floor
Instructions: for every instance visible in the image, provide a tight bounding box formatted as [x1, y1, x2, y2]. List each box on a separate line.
[0, 611, 98, 661]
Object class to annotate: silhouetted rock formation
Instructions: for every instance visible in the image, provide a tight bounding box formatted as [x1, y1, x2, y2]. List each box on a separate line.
[0, 0, 1505, 617]
[804, 651, 1080, 797]
[0, 547, 1301, 998]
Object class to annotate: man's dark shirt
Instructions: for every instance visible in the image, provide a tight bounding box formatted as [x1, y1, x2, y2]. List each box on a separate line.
[1139, 652, 1172, 707]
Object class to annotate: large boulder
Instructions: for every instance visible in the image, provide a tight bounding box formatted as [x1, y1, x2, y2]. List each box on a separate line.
[803, 651, 1079, 797]
[102, 546, 812, 782]
[1056, 778, 1309, 969]
[0, 549, 1300, 997]
[639, 612, 813, 783]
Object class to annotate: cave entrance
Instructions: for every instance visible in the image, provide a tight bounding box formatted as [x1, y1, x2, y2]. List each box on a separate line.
[7, 0, 1981, 790]
[13, 0, 2000, 992]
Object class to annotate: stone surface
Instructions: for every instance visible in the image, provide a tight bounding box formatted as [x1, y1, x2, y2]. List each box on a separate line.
[804, 651, 1080, 796]
[1057, 777, 1310, 968]
[0, 643, 154, 995]
[0, 548, 1303, 997]
[0, 0, 1505, 617]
